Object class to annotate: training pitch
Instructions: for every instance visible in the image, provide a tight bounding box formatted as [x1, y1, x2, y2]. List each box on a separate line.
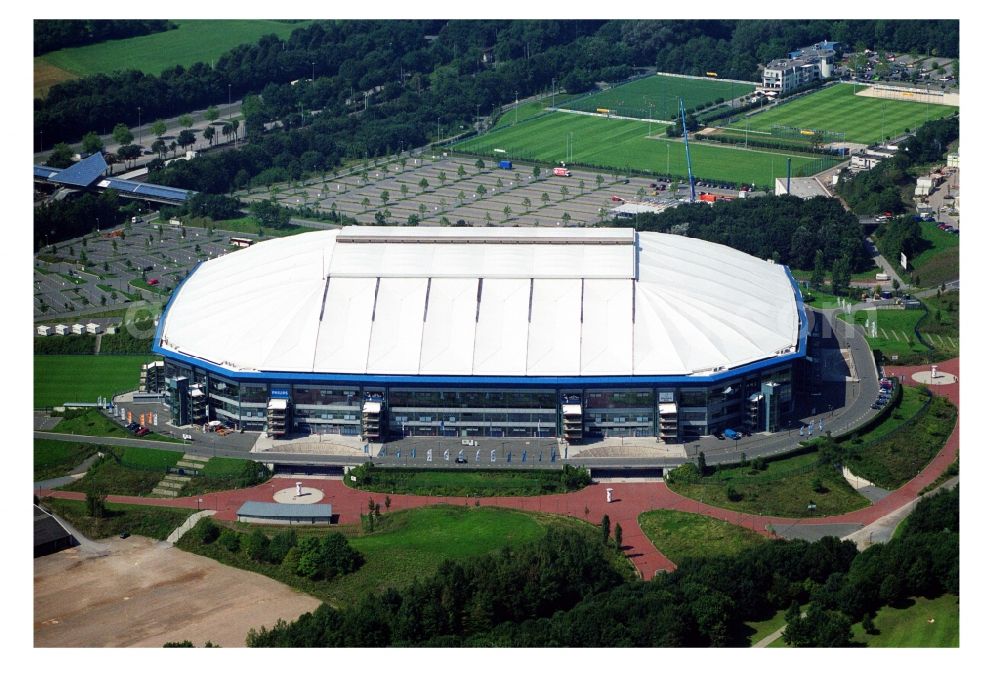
[454, 111, 837, 187]
[559, 74, 756, 121]
[732, 84, 958, 145]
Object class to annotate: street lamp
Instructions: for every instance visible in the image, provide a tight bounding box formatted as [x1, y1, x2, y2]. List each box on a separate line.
[515, 90, 518, 124]
[137, 106, 142, 147]
[312, 61, 316, 81]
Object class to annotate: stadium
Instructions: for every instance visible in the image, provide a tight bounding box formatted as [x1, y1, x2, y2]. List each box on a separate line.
[154, 226, 807, 443]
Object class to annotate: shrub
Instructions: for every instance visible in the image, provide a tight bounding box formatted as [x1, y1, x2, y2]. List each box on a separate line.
[218, 529, 241, 552]
[195, 518, 220, 544]
[726, 484, 743, 502]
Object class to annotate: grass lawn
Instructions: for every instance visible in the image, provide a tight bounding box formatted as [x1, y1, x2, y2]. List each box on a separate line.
[210, 216, 320, 239]
[739, 84, 957, 145]
[178, 505, 617, 607]
[51, 409, 180, 443]
[34, 439, 101, 481]
[64, 446, 184, 496]
[800, 285, 846, 309]
[560, 74, 755, 120]
[920, 290, 959, 337]
[851, 595, 959, 647]
[669, 451, 870, 518]
[495, 94, 575, 127]
[845, 396, 957, 490]
[453, 111, 838, 187]
[838, 308, 931, 361]
[744, 608, 790, 646]
[34, 354, 150, 408]
[42, 498, 195, 541]
[849, 386, 930, 445]
[178, 457, 271, 497]
[907, 222, 960, 288]
[345, 465, 589, 497]
[638, 510, 767, 563]
[35, 20, 312, 97]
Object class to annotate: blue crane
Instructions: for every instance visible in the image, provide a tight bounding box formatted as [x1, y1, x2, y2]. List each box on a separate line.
[679, 98, 696, 202]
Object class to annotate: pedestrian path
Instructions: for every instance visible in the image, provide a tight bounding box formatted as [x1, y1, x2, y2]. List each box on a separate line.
[151, 453, 209, 497]
[166, 509, 217, 545]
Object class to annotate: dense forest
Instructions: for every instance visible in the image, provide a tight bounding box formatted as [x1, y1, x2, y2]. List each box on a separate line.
[245, 487, 958, 647]
[34, 20, 174, 56]
[625, 195, 868, 273]
[36, 19, 959, 149]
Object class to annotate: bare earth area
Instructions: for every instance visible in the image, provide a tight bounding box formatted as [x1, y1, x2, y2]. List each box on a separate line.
[34, 537, 321, 647]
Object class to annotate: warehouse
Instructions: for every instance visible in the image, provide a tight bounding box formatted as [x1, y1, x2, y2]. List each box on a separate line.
[155, 227, 806, 443]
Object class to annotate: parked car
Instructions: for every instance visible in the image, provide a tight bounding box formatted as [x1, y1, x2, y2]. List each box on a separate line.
[182, 433, 193, 440]
[455, 456, 468, 464]
[136, 426, 150, 437]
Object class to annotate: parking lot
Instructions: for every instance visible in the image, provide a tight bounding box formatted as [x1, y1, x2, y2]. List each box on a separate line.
[243, 153, 672, 228]
[34, 220, 234, 323]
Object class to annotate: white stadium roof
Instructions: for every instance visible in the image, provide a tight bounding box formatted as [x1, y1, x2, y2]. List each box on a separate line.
[159, 227, 800, 378]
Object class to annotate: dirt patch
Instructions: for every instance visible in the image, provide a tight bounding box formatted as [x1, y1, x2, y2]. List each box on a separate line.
[34, 58, 78, 99]
[34, 536, 321, 647]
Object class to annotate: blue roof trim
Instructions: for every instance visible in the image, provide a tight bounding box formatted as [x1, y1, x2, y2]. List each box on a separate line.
[50, 152, 108, 187]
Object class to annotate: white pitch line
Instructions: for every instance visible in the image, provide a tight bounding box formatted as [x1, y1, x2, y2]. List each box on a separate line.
[948, 336, 958, 349]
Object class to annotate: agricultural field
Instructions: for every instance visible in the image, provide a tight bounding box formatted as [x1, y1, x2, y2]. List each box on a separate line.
[35, 20, 312, 97]
[454, 111, 838, 187]
[34, 355, 150, 409]
[559, 74, 755, 121]
[730, 84, 957, 145]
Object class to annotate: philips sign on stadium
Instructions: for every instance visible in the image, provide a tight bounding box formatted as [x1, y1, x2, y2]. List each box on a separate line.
[155, 227, 807, 443]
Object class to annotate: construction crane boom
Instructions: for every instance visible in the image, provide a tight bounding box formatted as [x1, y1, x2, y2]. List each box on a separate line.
[679, 98, 696, 202]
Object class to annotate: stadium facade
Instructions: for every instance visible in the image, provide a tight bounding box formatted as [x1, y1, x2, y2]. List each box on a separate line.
[154, 227, 807, 442]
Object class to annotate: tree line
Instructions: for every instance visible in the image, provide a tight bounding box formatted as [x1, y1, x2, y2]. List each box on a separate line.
[836, 114, 959, 216]
[245, 486, 957, 647]
[625, 195, 869, 273]
[34, 20, 174, 56]
[36, 20, 958, 152]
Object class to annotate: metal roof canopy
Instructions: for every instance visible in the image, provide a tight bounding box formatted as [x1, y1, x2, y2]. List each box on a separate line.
[49, 152, 108, 187]
[236, 501, 332, 518]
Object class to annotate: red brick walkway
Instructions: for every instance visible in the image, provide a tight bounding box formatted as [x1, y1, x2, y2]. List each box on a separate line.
[40, 359, 959, 581]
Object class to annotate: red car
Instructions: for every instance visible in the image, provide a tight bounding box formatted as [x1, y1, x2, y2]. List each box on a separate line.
[148, 278, 159, 285]
[136, 426, 150, 437]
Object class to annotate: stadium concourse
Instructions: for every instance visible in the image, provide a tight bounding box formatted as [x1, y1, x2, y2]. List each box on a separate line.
[155, 226, 807, 445]
[39, 354, 958, 580]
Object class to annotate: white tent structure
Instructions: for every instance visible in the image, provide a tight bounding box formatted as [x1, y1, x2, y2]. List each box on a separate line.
[159, 227, 799, 378]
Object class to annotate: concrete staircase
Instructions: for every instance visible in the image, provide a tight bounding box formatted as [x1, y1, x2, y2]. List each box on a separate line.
[151, 453, 211, 497]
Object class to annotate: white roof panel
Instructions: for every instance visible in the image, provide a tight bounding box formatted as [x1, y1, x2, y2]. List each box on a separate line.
[312, 277, 377, 373]
[526, 279, 582, 376]
[580, 279, 634, 375]
[419, 278, 478, 375]
[473, 278, 531, 375]
[162, 228, 801, 378]
[366, 277, 428, 375]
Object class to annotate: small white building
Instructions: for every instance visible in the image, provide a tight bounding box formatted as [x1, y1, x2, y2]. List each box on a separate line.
[105, 324, 119, 335]
[915, 175, 934, 197]
[36, 325, 52, 337]
[54, 324, 69, 336]
[850, 154, 883, 171]
[71, 323, 86, 335]
[85, 322, 102, 334]
[947, 152, 959, 168]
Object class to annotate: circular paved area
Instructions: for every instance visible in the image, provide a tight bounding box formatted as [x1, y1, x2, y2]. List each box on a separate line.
[272, 486, 325, 504]
[910, 370, 957, 385]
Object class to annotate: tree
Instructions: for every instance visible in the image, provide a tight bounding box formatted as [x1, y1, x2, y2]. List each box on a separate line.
[380, 189, 391, 207]
[457, 165, 467, 179]
[112, 122, 134, 148]
[118, 144, 141, 168]
[457, 190, 466, 203]
[151, 139, 166, 158]
[361, 197, 371, 210]
[503, 205, 512, 221]
[202, 126, 215, 146]
[596, 174, 605, 189]
[85, 488, 107, 517]
[178, 114, 193, 131]
[81, 131, 104, 155]
[151, 119, 167, 138]
[892, 278, 900, 291]
[243, 529, 270, 562]
[46, 143, 75, 168]
[541, 192, 550, 205]
[522, 197, 532, 213]
[579, 179, 585, 194]
[407, 213, 419, 226]
[614, 523, 623, 549]
[532, 165, 541, 180]
[560, 185, 569, 200]
[418, 177, 429, 192]
[476, 184, 486, 199]
[601, 514, 611, 543]
[697, 451, 707, 476]
[204, 106, 219, 123]
[831, 256, 852, 295]
[437, 171, 447, 186]
[400, 184, 409, 200]
[475, 158, 485, 171]
[250, 200, 291, 230]
[418, 203, 427, 220]
[811, 250, 826, 289]
[177, 129, 196, 153]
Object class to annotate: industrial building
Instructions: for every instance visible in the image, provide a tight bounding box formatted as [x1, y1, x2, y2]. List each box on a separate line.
[156, 227, 807, 443]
